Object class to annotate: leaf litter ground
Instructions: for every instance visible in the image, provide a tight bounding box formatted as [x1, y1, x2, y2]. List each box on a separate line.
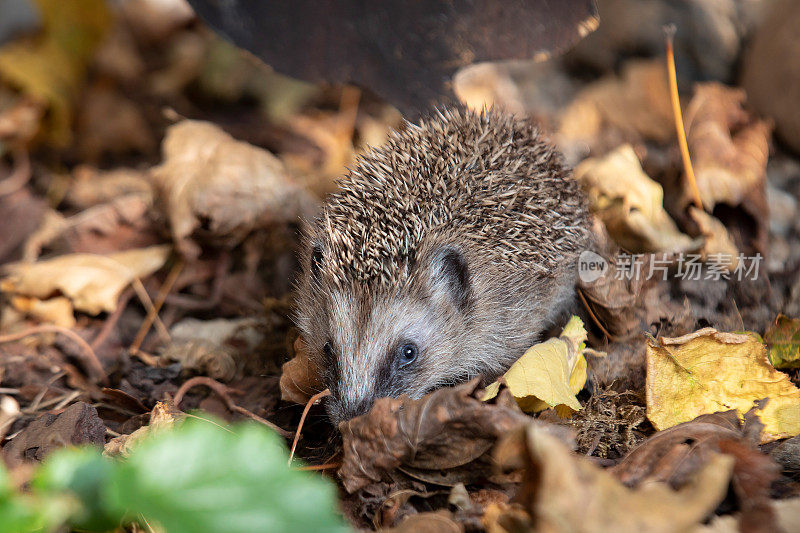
[0, 2, 799, 532]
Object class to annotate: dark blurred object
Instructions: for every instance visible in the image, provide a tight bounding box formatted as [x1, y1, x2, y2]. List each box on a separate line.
[0, 0, 39, 45]
[567, 0, 771, 83]
[185, 0, 598, 116]
[742, 0, 800, 155]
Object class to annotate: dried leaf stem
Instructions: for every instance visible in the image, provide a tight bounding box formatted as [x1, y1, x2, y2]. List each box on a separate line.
[174, 376, 293, 438]
[288, 388, 331, 466]
[129, 258, 183, 354]
[664, 24, 704, 211]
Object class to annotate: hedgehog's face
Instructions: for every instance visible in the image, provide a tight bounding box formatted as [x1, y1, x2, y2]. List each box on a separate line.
[301, 245, 473, 426]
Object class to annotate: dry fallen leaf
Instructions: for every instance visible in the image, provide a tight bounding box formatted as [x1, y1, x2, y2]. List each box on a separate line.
[490, 424, 734, 533]
[688, 206, 739, 270]
[280, 336, 324, 405]
[104, 400, 183, 457]
[74, 83, 155, 162]
[150, 119, 317, 258]
[338, 379, 530, 493]
[683, 83, 770, 255]
[684, 83, 770, 210]
[558, 60, 674, 150]
[3, 402, 106, 467]
[646, 328, 800, 443]
[384, 512, 462, 533]
[1, 244, 170, 315]
[765, 314, 800, 370]
[9, 295, 75, 328]
[611, 408, 781, 532]
[66, 166, 154, 209]
[482, 316, 587, 416]
[612, 409, 764, 488]
[161, 318, 265, 381]
[574, 144, 698, 253]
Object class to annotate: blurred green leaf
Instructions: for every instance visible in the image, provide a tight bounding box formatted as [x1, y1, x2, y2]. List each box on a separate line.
[0, 462, 75, 533]
[32, 447, 118, 531]
[1, 417, 348, 532]
[106, 418, 349, 533]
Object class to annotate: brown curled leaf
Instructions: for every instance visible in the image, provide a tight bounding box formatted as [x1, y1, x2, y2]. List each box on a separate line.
[611, 409, 780, 533]
[280, 336, 325, 405]
[337, 379, 529, 493]
[683, 83, 771, 255]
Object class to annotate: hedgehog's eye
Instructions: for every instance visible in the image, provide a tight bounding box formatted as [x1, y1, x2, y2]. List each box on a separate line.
[397, 343, 418, 367]
[323, 342, 333, 360]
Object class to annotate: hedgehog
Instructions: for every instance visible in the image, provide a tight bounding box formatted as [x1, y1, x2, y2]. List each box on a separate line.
[295, 107, 591, 425]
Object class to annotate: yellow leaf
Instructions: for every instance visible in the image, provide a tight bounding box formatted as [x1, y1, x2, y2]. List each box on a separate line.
[646, 328, 800, 443]
[10, 295, 75, 328]
[0, 0, 111, 145]
[483, 316, 587, 416]
[1, 245, 170, 315]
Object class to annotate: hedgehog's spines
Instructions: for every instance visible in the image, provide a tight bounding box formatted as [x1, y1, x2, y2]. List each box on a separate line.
[309, 106, 588, 295]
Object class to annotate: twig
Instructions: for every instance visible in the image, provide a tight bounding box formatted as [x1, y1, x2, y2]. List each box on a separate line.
[576, 287, 617, 342]
[164, 252, 230, 311]
[128, 278, 172, 351]
[53, 390, 82, 410]
[130, 349, 160, 367]
[664, 24, 704, 211]
[0, 149, 31, 197]
[174, 376, 292, 438]
[295, 462, 341, 472]
[288, 389, 331, 466]
[0, 326, 107, 384]
[129, 259, 183, 354]
[91, 287, 134, 350]
[23, 372, 65, 414]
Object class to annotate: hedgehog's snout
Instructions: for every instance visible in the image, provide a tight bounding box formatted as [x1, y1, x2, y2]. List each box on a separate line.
[326, 393, 374, 427]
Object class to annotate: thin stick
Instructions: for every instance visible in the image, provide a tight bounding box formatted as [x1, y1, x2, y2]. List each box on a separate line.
[288, 389, 331, 466]
[0, 326, 107, 383]
[91, 287, 134, 350]
[295, 462, 341, 472]
[164, 251, 230, 311]
[174, 376, 292, 438]
[576, 287, 616, 342]
[129, 259, 183, 354]
[664, 24, 704, 211]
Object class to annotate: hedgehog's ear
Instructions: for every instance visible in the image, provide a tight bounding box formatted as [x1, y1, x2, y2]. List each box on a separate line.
[310, 243, 324, 279]
[430, 247, 472, 310]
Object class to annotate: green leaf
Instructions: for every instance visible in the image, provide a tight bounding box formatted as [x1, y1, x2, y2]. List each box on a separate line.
[105, 418, 349, 533]
[765, 314, 800, 370]
[0, 462, 75, 533]
[32, 447, 118, 531]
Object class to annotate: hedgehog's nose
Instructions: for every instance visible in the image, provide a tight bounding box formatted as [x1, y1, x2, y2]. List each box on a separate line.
[327, 394, 375, 426]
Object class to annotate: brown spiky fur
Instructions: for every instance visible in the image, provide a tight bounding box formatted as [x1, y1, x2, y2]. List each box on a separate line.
[296, 107, 590, 424]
